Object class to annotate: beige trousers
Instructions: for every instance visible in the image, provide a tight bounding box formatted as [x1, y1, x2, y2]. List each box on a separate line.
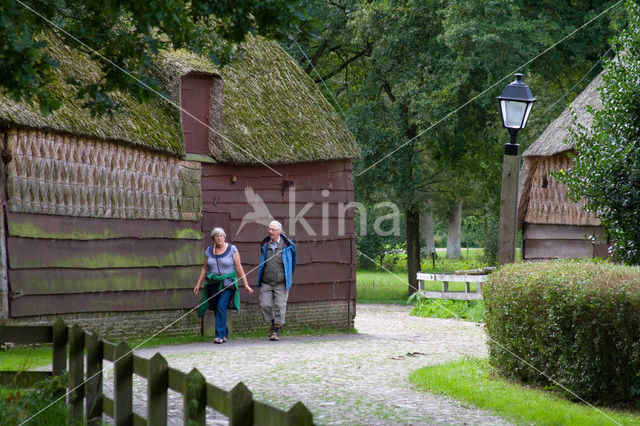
[259, 282, 289, 325]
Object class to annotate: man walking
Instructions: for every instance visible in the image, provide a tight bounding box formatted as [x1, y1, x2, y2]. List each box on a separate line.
[257, 220, 296, 341]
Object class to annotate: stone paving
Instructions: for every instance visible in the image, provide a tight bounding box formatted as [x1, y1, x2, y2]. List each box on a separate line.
[103, 304, 510, 425]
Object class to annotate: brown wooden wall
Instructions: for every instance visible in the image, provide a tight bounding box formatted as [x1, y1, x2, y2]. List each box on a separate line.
[6, 158, 357, 318]
[522, 223, 609, 261]
[6, 212, 202, 317]
[201, 160, 356, 305]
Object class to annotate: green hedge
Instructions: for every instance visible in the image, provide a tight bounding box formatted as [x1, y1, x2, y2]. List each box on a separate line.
[484, 260, 640, 404]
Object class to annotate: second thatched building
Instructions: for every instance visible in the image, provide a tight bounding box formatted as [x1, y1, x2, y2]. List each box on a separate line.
[517, 72, 609, 261]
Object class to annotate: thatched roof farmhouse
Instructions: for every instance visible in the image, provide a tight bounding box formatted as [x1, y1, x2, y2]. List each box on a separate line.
[517, 72, 608, 261]
[0, 34, 359, 338]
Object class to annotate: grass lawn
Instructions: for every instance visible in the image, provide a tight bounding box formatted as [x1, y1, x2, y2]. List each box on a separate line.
[0, 346, 53, 371]
[410, 358, 640, 425]
[356, 269, 410, 303]
[357, 248, 495, 303]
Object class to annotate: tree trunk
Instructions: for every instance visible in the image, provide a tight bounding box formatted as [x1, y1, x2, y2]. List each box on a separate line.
[446, 200, 463, 259]
[420, 199, 436, 257]
[406, 207, 420, 296]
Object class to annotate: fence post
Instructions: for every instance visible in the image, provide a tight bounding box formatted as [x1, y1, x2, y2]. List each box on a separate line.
[148, 353, 168, 426]
[287, 402, 313, 426]
[184, 368, 206, 425]
[85, 331, 103, 426]
[68, 324, 85, 422]
[52, 318, 67, 376]
[114, 341, 133, 426]
[228, 382, 253, 426]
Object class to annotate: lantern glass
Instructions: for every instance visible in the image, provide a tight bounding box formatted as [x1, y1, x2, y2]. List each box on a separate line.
[500, 99, 533, 129]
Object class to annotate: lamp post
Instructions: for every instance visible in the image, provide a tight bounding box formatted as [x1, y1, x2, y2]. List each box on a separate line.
[497, 73, 536, 264]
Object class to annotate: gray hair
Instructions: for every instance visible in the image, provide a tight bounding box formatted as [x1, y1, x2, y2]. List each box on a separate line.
[211, 227, 226, 239]
[269, 220, 283, 230]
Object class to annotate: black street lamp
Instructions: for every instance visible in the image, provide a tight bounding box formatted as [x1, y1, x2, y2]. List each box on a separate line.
[497, 73, 536, 264]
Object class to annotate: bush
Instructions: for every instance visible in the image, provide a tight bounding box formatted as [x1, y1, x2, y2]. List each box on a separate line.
[410, 298, 484, 322]
[484, 260, 640, 405]
[0, 373, 70, 424]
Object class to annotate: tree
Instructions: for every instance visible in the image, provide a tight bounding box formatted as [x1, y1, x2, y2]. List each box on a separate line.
[0, 0, 312, 115]
[287, 0, 621, 288]
[560, 1, 640, 264]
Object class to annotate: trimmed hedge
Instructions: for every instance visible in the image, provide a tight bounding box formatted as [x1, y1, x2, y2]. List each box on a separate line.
[484, 260, 640, 404]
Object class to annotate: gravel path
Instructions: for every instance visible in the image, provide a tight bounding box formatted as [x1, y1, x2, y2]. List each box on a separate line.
[104, 304, 510, 425]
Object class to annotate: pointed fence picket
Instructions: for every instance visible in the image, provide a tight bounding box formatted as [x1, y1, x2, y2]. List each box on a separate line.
[0, 319, 314, 425]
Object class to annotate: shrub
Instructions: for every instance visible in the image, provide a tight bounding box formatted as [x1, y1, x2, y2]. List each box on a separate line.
[0, 373, 70, 424]
[484, 260, 640, 405]
[410, 297, 485, 322]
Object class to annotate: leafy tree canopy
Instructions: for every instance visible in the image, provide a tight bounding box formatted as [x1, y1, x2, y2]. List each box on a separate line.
[0, 0, 312, 115]
[560, 1, 640, 264]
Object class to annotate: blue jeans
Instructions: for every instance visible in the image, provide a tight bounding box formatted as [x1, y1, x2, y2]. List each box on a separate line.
[215, 288, 233, 339]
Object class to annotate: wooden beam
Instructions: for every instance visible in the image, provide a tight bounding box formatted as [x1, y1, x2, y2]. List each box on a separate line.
[7, 212, 201, 240]
[0, 325, 52, 344]
[9, 266, 201, 295]
[8, 237, 202, 269]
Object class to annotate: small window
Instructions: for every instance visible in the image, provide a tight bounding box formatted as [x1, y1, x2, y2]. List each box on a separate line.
[541, 175, 548, 188]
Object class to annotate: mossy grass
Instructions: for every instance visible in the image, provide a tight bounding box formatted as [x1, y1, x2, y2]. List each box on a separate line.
[410, 358, 640, 425]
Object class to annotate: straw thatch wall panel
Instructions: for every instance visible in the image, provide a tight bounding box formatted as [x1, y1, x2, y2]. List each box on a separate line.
[523, 152, 600, 226]
[5, 128, 201, 221]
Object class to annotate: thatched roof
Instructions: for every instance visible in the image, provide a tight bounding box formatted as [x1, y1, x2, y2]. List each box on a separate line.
[524, 72, 604, 157]
[0, 35, 358, 163]
[0, 38, 185, 155]
[518, 72, 605, 229]
[214, 37, 358, 164]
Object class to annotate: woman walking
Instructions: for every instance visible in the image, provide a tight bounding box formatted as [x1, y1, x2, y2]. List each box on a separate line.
[194, 227, 253, 343]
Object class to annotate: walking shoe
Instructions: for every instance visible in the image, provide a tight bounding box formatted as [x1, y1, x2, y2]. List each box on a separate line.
[222, 337, 228, 342]
[269, 327, 280, 341]
[214, 338, 223, 344]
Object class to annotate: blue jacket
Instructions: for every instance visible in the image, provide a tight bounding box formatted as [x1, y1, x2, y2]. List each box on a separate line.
[257, 233, 296, 290]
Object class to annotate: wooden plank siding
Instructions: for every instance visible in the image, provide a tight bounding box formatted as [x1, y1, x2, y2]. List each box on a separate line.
[7, 159, 357, 317]
[7, 213, 202, 240]
[201, 160, 356, 304]
[6, 213, 204, 317]
[10, 282, 354, 316]
[522, 223, 609, 261]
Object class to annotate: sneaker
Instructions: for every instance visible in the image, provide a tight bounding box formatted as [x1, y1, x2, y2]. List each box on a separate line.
[222, 337, 228, 342]
[214, 338, 223, 344]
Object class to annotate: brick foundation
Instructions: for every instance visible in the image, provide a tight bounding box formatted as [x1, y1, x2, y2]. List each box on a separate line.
[6, 300, 356, 341]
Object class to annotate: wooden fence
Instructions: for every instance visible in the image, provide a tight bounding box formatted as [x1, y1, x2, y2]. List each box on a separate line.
[0, 319, 314, 425]
[416, 272, 487, 300]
